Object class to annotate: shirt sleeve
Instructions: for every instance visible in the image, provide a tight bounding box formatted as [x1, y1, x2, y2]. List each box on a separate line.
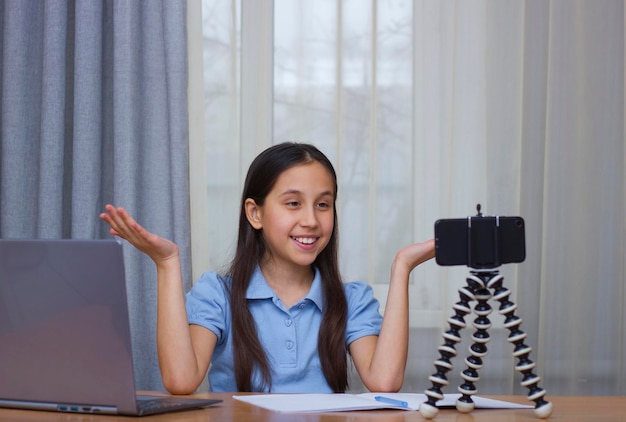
[344, 281, 383, 345]
[185, 272, 230, 344]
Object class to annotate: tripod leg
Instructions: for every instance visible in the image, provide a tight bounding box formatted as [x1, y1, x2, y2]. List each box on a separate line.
[420, 278, 477, 419]
[456, 274, 493, 413]
[488, 275, 553, 419]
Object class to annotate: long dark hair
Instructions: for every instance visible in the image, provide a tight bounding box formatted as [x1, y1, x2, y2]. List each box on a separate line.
[226, 142, 348, 392]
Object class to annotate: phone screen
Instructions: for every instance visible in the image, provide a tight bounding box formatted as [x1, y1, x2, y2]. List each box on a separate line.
[434, 218, 468, 266]
[434, 216, 525, 268]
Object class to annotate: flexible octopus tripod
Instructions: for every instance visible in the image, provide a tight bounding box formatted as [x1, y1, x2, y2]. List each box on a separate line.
[419, 270, 552, 419]
[420, 211, 552, 419]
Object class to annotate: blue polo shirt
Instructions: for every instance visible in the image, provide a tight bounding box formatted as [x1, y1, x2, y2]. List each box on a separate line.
[185, 266, 383, 392]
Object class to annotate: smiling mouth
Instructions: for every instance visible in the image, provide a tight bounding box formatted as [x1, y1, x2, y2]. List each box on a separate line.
[292, 236, 317, 245]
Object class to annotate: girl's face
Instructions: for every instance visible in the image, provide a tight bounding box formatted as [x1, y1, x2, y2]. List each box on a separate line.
[245, 161, 336, 273]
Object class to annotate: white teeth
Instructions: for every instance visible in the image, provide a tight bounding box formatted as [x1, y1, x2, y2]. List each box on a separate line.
[294, 237, 315, 244]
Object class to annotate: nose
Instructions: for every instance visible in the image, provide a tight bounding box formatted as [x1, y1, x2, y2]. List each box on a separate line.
[299, 205, 319, 228]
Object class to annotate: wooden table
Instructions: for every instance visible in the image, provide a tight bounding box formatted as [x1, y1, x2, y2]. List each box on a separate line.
[0, 394, 624, 421]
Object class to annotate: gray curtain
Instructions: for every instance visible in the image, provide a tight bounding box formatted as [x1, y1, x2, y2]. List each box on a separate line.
[0, 0, 191, 391]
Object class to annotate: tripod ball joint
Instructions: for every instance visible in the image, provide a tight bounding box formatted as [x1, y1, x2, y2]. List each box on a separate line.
[418, 402, 439, 419]
[534, 401, 553, 418]
[456, 396, 475, 413]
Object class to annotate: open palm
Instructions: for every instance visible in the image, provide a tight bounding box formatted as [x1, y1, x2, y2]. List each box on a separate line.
[99, 204, 179, 264]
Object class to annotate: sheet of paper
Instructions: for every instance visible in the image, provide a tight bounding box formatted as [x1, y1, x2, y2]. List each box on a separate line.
[233, 393, 533, 413]
[234, 393, 414, 412]
[358, 393, 533, 410]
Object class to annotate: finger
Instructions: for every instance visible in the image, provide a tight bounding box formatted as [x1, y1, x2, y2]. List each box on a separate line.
[100, 208, 126, 234]
[101, 206, 141, 242]
[109, 208, 156, 249]
[107, 207, 137, 233]
[101, 213, 128, 240]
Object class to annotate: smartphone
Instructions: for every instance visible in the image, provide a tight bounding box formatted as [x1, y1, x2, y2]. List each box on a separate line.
[434, 216, 526, 269]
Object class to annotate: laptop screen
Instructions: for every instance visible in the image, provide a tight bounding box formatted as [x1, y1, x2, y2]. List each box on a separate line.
[0, 239, 138, 413]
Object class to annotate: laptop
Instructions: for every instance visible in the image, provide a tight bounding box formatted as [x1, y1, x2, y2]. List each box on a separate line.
[0, 239, 221, 416]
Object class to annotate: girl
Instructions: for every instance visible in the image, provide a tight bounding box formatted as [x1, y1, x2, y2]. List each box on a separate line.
[100, 142, 434, 394]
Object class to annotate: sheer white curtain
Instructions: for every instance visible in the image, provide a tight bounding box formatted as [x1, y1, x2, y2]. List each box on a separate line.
[188, 0, 625, 395]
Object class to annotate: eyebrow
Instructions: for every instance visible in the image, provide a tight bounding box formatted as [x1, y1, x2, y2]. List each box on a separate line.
[279, 189, 335, 198]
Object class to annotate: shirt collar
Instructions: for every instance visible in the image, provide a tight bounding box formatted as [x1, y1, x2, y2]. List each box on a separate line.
[246, 266, 325, 312]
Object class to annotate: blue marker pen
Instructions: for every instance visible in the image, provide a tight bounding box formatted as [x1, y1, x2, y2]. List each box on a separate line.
[374, 396, 409, 408]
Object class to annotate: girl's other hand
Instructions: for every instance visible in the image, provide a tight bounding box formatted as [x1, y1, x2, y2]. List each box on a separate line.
[99, 204, 179, 264]
[394, 238, 435, 273]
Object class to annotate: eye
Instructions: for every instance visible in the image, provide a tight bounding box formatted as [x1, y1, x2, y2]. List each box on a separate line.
[286, 201, 300, 208]
[317, 201, 331, 209]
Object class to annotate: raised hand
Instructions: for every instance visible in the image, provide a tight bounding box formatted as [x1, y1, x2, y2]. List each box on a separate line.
[393, 238, 435, 273]
[99, 204, 179, 264]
